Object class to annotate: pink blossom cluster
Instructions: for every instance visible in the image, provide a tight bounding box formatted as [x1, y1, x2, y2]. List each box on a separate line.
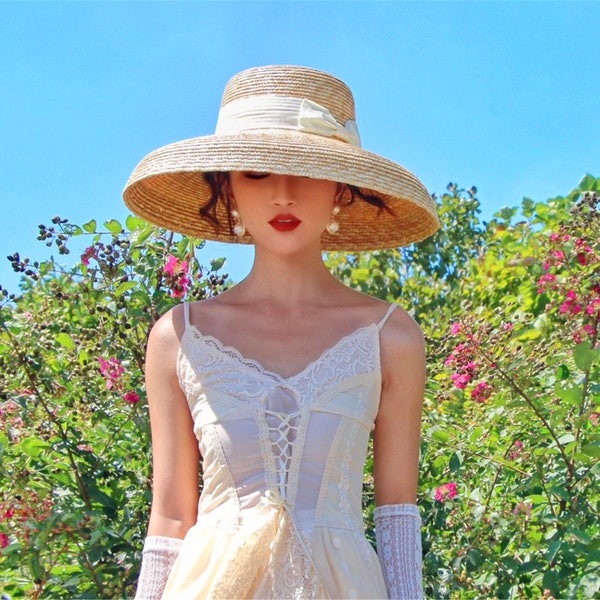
[509, 440, 524, 460]
[435, 482, 458, 502]
[97, 357, 140, 405]
[445, 340, 477, 390]
[559, 290, 582, 316]
[471, 381, 493, 403]
[0, 494, 53, 548]
[574, 238, 595, 266]
[98, 356, 125, 390]
[445, 330, 494, 402]
[537, 230, 599, 343]
[123, 391, 140, 405]
[163, 254, 191, 298]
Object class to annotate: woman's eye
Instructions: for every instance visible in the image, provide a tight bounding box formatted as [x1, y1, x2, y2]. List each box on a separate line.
[242, 172, 270, 180]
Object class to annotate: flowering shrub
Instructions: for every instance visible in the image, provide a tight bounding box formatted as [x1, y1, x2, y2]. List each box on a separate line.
[418, 183, 600, 598]
[0, 217, 228, 598]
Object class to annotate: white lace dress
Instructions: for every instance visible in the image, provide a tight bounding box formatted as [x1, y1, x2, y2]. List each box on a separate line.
[161, 303, 397, 599]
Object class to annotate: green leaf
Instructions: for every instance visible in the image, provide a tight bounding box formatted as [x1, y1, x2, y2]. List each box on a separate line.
[517, 327, 542, 341]
[556, 364, 570, 381]
[430, 429, 449, 443]
[82, 219, 97, 233]
[465, 548, 483, 571]
[574, 341, 600, 371]
[21, 437, 49, 458]
[126, 215, 146, 231]
[210, 257, 226, 272]
[55, 332, 75, 350]
[542, 570, 560, 594]
[554, 382, 582, 405]
[449, 452, 462, 472]
[104, 219, 123, 234]
[582, 443, 600, 458]
[68, 224, 84, 236]
[115, 281, 138, 296]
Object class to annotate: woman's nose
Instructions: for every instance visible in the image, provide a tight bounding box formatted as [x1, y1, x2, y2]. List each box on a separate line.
[270, 175, 297, 206]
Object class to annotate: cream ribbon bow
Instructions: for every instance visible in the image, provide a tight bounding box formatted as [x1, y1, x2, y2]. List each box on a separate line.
[216, 96, 361, 147]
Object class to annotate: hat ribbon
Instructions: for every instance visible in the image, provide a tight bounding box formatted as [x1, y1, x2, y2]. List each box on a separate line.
[215, 96, 361, 147]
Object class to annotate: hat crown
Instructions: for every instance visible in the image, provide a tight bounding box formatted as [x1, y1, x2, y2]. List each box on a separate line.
[221, 65, 356, 126]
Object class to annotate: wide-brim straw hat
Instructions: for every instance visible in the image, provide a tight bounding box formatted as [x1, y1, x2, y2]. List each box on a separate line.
[123, 65, 439, 251]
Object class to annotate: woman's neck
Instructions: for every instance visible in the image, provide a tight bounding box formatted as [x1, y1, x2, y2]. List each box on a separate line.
[232, 246, 342, 308]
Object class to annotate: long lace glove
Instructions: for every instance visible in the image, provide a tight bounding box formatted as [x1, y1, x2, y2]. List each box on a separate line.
[134, 535, 182, 600]
[374, 504, 423, 600]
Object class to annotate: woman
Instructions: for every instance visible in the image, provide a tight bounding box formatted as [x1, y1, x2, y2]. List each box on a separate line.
[124, 65, 439, 599]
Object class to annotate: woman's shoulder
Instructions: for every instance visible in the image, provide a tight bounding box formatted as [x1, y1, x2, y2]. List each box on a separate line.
[371, 299, 425, 358]
[340, 287, 422, 335]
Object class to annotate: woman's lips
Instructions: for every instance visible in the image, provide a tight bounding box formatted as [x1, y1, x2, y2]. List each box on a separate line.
[268, 214, 302, 232]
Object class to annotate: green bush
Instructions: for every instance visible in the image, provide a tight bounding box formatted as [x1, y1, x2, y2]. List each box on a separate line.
[0, 217, 228, 598]
[1, 177, 598, 598]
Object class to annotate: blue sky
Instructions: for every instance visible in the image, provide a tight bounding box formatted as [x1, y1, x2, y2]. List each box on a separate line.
[2, 1, 598, 291]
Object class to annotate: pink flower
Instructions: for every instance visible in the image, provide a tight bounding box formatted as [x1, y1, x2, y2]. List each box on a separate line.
[81, 246, 96, 266]
[590, 413, 599, 427]
[0, 532, 8, 549]
[123, 391, 140, 405]
[549, 233, 560, 242]
[509, 440, 524, 460]
[471, 381, 493, 402]
[435, 482, 458, 502]
[163, 255, 180, 276]
[560, 290, 583, 315]
[98, 357, 125, 390]
[451, 373, 471, 389]
[450, 322, 462, 336]
[537, 273, 556, 293]
[163, 255, 191, 298]
[587, 297, 600, 316]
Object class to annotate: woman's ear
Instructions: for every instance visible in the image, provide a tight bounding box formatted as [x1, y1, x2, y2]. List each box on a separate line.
[335, 183, 349, 206]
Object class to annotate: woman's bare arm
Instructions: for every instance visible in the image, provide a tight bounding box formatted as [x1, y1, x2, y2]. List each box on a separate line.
[144, 305, 200, 538]
[373, 308, 426, 505]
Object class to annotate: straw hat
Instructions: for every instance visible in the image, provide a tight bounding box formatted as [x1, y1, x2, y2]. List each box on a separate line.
[123, 65, 439, 251]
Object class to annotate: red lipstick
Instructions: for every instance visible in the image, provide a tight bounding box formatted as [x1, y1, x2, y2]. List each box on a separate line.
[268, 214, 302, 232]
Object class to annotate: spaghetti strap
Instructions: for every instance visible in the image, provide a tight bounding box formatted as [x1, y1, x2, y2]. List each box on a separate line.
[376, 303, 398, 330]
[182, 301, 191, 329]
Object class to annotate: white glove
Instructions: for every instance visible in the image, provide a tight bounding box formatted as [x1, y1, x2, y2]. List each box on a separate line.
[374, 504, 423, 600]
[134, 535, 182, 600]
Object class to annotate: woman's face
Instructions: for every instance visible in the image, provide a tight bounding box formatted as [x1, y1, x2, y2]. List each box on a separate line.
[228, 172, 339, 254]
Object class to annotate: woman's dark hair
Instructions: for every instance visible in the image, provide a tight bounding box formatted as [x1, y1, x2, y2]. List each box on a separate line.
[200, 172, 233, 235]
[200, 171, 394, 236]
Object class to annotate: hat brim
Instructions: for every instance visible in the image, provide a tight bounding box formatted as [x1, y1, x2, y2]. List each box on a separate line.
[123, 130, 439, 251]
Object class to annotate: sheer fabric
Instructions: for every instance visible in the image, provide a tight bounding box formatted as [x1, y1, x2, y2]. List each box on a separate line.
[374, 504, 423, 599]
[135, 535, 182, 600]
[161, 303, 399, 599]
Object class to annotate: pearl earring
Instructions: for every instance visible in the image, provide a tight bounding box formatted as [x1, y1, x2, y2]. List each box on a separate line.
[230, 209, 246, 238]
[326, 206, 341, 235]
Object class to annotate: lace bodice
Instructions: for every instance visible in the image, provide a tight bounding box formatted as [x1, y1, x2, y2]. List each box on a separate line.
[162, 303, 396, 599]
